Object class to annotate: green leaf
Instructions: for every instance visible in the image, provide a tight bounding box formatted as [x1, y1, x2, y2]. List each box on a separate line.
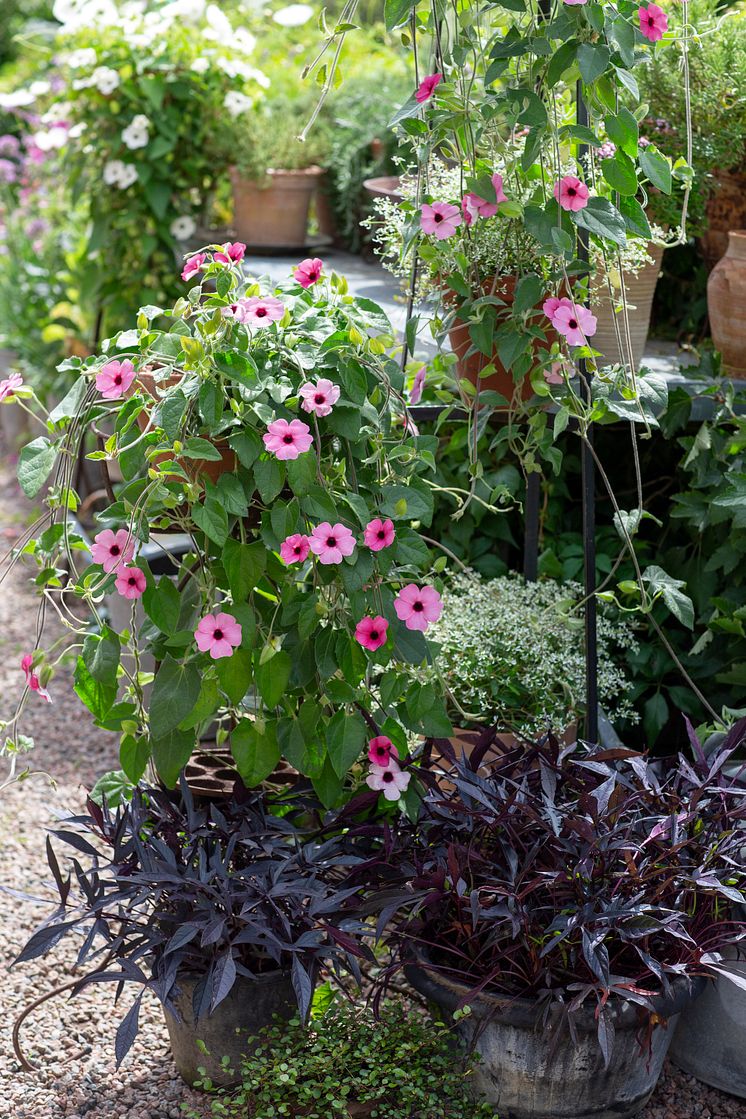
[326, 710, 366, 778]
[255, 650, 291, 708]
[216, 647, 252, 704]
[82, 627, 120, 687]
[643, 565, 695, 629]
[158, 389, 187, 442]
[179, 675, 220, 730]
[405, 683, 452, 737]
[605, 107, 638, 159]
[384, 0, 415, 28]
[120, 735, 150, 784]
[151, 727, 195, 788]
[74, 657, 117, 723]
[577, 43, 610, 84]
[572, 197, 627, 246]
[312, 758, 344, 809]
[199, 381, 223, 429]
[181, 437, 223, 461]
[143, 180, 171, 220]
[394, 527, 430, 568]
[150, 657, 201, 739]
[231, 718, 280, 786]
[229, 428, 262, 469]
[192, 497, 229, 547]
[379, 483, 433, 523]
[18, 437, 56, 498]
[254, 457, 286, 503]
[513, 273, 544, 314]
[214, 350, 259, 388]
[547, 39, 578, 87]
[639, 148, 672, 194]
[143, 577, 181, 635]
[619, 196, 652, 240]
[327, 403, 364, 442]
[643, 692, 668, 744]
[222, 539, 266, 601]
[601, 151, 638, 196]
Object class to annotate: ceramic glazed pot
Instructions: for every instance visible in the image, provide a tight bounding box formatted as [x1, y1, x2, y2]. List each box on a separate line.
[406, 959, 701, 1119]
[708, 230, 746, 379]
[165, 970, 296, 1088]
[700, 170, 746, 270]
[231, 166, 323, 250]
[669, 952, 746, 1098]
[592, 244, 665, 371]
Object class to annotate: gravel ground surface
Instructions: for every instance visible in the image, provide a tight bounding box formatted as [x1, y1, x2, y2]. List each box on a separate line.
[0, 450, 744, 1119]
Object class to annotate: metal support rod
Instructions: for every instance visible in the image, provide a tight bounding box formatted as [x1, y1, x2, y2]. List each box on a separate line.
[523, 472, 540, 581]
[576, 81, 599, 744]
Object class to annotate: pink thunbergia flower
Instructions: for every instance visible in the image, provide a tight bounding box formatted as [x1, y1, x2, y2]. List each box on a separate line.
[299, 378, 340, 417]
[355, 615, 389, 652]
[638, 2, 668, 41]
[415, 73, 442, 103]
[241, 295, 285, 328]
[394, 584, 443, 632]
[115, 565, 146, 599]
[214, 241, 246, 264]
[294, 257, 324, 288]
[309, 522, 356, 565]
[368, 735, 398, 766]
[409, 365, 426, 405]
[544, 362, 566, 385]
[0, 372, 23, 401]
[462, 173, 508, 224]
[367, 760, 411, 801]
[91, 528, 135, 573]
[95, 358, 137, 400]
[544, 297, 598, 345]
[363, 517, 395, 552]
[21, 654, 52, 703]
[181, 253, 206, 281]
[554, 175, 590, 212]
[562, 0, 588, 6]
[263, 418, 313, 460]
[280, 533, 311, 565]
[421, 201, 462, 240]
[195, 612, 242, 659]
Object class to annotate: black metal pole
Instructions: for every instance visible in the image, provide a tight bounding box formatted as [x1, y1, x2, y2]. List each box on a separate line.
[523, 472, 540, 581]
[576, 82, 599, 744]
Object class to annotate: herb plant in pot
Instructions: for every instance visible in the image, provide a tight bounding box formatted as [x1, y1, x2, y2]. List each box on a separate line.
[16, 782, 375, 1088]
[369, 731, 746, 1119]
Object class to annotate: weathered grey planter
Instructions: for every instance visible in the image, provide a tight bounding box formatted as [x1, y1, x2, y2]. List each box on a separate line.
[669, 953, 746, 1098]
[406, 960, 700, 1119]
[164, 970, 296, 1088]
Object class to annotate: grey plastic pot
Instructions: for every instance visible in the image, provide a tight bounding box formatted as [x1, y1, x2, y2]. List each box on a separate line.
[164, 970, 296, 1088]
[406, 960, 701, 1119]
[669, 952, 746, 1097]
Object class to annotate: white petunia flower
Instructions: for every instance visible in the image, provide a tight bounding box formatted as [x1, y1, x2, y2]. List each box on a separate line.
[231, 27, 257, 54]
[92, 66, 120, 94]
[68, 122, 87, 139]
[191, 57, 210, 73]
[33, 126, 69, 151]
[121, 115, 150, 150]
[0, 89, 38, 109]
[204, 2, 233, 38]
[223, 90, 253, 118]
[29, 80, 51, 96]
[103, 159, 138, 188]
[170, 215, 196, 240]
[117, 163, 138, 188]
[272, 3, 313, 26]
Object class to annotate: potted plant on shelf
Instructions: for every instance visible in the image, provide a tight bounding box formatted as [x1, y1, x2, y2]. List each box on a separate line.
[192, 999, 498, 1118]
[426, 570, 640, 765]
[9, 242, 451, 810]
[15, 782, 375, 1088]
[368, 730, 746, 1119]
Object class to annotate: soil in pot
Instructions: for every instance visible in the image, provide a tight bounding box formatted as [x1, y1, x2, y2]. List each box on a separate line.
[165, 970, 296, 1088]
[707, 229, 746, 379]
[406, 960, 700, 1119]
[231, 166, 322, 250]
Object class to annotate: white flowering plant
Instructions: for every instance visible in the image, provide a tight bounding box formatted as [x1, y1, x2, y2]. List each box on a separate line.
[38, 1, 268, 339]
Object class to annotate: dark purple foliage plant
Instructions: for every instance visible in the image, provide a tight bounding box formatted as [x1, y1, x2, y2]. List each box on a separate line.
[15, 782, 375, 1064]
[368, 718, 746, 1060]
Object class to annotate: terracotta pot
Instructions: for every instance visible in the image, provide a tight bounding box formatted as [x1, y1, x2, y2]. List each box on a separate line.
[445, 275, 557, 404]
[708, 230, 746, 379]
[363, 175, 402, 203]
[315, 170, 339, 243]
[134, 368, 236, 482]
[592, 243, 665, 370]
[700, 169, 746, 271]
[231, 166, 322, 250]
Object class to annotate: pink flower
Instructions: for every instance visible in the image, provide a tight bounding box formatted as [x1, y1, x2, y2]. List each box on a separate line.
[598, 142, 616, 160]
[294, 257, 324, 288]
[544, 362, 566, 385]
[363, 517, 395, 552]
[21, 654, 52, 703]
[0, 372, 23, 401]
[91, 528, 135, 573]
[280, 533, 311, 564]
[115, 565, 146, 599]
[639, 2, 668, 41]
[409, 365, 426, 405]
[554, 175, 590, 212]
[309, 522, 356, 565]
[415, 73, 442, 103]
[461, 174, 508, 224]
[214, 241, 246, 264]
[263, 418, 313, 460]
[95, 359, 137, 400]
[195, 611, 242, 660]
[545, 298, 598, 346]
[421, 202, 462, 240]
[299, 378, 340, 417]
[241, 296, 285, 328]
[366, 760, 410, 801]
[181, 253, 206, 282]
[394, 584, 443, 632]
[562, 0, 587, 6]
[355, 615, 389, 652]
[368, 735, 398, 766]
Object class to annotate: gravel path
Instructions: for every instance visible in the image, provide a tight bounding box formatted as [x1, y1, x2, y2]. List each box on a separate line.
[0, 450, 744, 1119]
